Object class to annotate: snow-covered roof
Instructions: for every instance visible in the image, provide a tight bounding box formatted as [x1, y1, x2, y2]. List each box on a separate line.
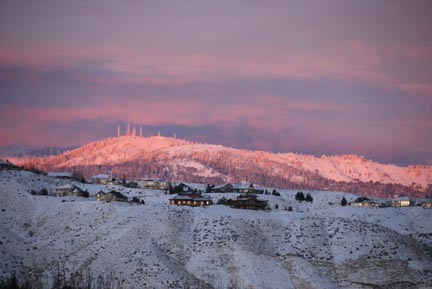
[92, 174, 111, 179]
[171, 195, 192, 200]
[213, 183, 232, 189]
[170, 195, 211, 201]
[48, 172, 73, 178]
[233, 182, 258, 189]
[392, 196, 412, 201]
[55, 184, 75, 190]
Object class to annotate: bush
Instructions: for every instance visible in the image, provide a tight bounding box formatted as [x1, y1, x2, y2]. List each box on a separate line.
[287, 206, 293, 211]
[131, 197, 140, 203]
[271, 190, 280, 196]
[217, 197, 227, 205]
[305, 193, 313, 202]
[81, 191, 89, 198]
[274, 204, 279, 210]
[295, 191, 305, 202]
[71, 172, 86, 183]
[341, 197, 347, 206]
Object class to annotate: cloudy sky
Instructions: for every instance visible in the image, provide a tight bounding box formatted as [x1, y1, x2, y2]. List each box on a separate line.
[1, 0, 431, 165]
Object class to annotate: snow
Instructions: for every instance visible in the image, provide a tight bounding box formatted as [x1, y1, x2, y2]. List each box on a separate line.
[47, 172, 73, 178]
[1, 169, 432, 289]
[15, 136, 432, 191]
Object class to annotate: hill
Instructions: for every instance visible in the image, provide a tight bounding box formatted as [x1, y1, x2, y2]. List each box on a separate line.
[16, 136, 432, 198]
[1, 169, 432, 288]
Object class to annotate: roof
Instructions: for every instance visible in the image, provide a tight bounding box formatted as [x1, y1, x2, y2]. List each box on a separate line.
[213, 183, 233, 189]
[48, 172, 73, 178]
[56, 184, 75, 190]
[170, 195, 211, 201]
[92, 174, 111, 179]
[392, 196, 412, 201]
[233, 182, 261, 190]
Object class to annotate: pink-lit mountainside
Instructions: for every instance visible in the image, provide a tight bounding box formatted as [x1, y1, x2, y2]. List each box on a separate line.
[18, 136, 432, 198]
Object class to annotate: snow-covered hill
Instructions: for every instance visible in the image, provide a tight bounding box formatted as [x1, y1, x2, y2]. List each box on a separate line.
[1, 169, 432, 289]
[14, 136, 432, 197]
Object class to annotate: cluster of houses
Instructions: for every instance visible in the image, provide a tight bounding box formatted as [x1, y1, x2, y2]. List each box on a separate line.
[31, 169, 432, 210]
[349, 196, 432, 208]
[168, 182, 269, 210]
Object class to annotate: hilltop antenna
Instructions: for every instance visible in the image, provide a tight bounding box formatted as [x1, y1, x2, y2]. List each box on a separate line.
[117, 124, 121, 137]
[126, 123, 130, 136]
[132, 124, 136, 137]
[173, 133, 176, 139]
[158, 130, 161, 137]
[140, 125, 143, 137]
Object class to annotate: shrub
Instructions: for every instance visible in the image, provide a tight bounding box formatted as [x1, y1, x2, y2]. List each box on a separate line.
[295, 191, 305, 202]
[71, 172, 86, 183]
[341, 197, 347, 206]
[217, 197, 227, 205]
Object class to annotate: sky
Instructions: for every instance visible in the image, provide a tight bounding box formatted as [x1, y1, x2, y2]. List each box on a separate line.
[0, 0, 431, 165]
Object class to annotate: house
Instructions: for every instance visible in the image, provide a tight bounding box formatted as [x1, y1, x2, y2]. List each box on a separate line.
[0, 159, 18, 170]
[54, 184, 88, 197]
[388, 197, 413, 207]
[421, 201, 432, 209]
[92, 174, 113, 184]
[96, 190, 128, 202]
[226, 193, 269, 210]
[349, 196, 379, 207]
[212, 183, 234, 193]
[137, 179, 170, 190]
[48, 172, 73, 179]
[232, 183, 264, 194]
[169, 194, 213, 206]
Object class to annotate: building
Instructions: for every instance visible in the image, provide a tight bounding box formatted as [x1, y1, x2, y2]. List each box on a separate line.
[48, 172, 73, 179]
[92, 174, 113, 184]
[388, 197, 413, 207]
[232, 183, 264, 194]
[96, 190, 128, 202]
[137, 179, 170, 190]
[169, 194, 212, 206]
[421, 201, 432, 209]
[54, 184, 88, 197]
[226, 193, 269, 210]
[0, 159, 18, 170]
[212, 183, 234, 193]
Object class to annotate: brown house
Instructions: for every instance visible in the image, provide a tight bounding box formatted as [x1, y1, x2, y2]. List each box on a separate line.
[54, 184, 88, 197]
[96, 190, 128, 202]
[226, 193, 269, 210]
[169, 194, 212, 206]
[232, 183, 264, 194]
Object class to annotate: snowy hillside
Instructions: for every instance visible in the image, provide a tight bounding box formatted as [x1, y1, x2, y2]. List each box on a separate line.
[14, 136, 432, 197]
[1, 169, 432, 289]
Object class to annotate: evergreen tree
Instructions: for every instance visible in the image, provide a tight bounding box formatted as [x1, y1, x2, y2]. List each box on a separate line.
[206, 184, 212, 193]
[341, 197, 347, 206]
[295, 191, 305, 202]
[305, 193, 313, 202]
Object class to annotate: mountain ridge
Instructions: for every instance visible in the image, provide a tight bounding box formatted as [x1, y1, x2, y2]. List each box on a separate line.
[15, 136, 432, 198]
